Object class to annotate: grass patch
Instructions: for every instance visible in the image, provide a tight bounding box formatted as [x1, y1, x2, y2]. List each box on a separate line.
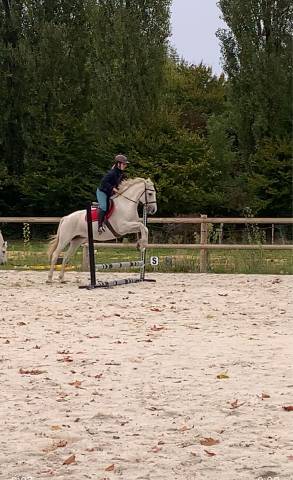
[207, 249, 292, 275]
[1, 241, 292, 274]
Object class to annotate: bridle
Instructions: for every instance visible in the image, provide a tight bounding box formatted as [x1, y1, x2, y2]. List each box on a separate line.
[115, 182, 157, 207]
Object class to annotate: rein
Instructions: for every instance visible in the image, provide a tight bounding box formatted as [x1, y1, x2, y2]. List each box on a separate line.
[114, 184, 156, 207]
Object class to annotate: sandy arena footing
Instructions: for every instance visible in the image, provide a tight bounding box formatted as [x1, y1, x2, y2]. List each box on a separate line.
[0, 271, 292, 480]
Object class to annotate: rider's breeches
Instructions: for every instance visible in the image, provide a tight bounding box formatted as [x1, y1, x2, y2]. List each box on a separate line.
[96, 189, 108, 212]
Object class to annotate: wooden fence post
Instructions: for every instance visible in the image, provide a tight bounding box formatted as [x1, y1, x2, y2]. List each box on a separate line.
[82, 244, 89, 272]
[200, 214, 208, 273]
[219, 223, 224, 244]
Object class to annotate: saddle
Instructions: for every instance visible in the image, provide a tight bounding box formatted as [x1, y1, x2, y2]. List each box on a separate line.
[86, 200, 115, 223]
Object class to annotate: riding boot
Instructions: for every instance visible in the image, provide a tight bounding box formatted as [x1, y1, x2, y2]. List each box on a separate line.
[98, 209, 106, 232]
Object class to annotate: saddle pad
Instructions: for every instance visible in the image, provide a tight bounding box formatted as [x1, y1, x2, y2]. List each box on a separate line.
[85, 200, 114, 222]
[90, 207, 99, 222]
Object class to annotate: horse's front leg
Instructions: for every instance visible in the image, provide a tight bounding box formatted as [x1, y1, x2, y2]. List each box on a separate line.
[121, 221, 148, 250]
[137, 222, 148, 249]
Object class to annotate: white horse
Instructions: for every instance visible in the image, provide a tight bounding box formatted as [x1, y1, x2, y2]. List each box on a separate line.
[47, 177, 157, 282]
[0, 230, 7, 265]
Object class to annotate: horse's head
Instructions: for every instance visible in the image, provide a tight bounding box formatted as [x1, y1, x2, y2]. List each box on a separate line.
[118, 177, 157, 215]
[0, 230, 7, 265]
[141, 178, 157, 215]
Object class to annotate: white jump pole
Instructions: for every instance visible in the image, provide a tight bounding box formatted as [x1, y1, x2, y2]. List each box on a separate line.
[96, 260, 144, 270]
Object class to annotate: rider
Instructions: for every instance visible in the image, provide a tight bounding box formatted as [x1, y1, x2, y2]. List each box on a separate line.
[96, 154, 130, 232]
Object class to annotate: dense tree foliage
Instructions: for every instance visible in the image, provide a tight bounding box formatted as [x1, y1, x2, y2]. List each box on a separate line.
[0, 0, 291, 218]
[217, 0, 292, 214]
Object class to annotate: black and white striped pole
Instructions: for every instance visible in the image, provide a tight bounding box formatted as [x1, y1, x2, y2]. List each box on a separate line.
[86, 202, 97, 289]
[139, 205, 147, 281]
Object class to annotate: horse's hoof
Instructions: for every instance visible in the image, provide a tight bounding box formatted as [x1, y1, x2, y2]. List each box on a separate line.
[46, 279, 53, 284]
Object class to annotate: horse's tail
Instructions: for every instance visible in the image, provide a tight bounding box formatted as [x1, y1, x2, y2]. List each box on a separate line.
[47, 218, 63, 261]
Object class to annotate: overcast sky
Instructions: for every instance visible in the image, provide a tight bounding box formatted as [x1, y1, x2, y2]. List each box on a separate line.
[170, 0, 226, 75]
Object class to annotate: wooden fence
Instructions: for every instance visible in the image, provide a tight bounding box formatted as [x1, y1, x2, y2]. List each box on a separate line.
[1, 215, 292, 273]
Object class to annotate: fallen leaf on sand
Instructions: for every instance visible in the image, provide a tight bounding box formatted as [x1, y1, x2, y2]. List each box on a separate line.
[51, 425, 62, 430]
[200, 438, 220, 446]
[151, 446, 162, 453]
[63, 454, 76, 465]
[56, 440, 67, 448]
[58, 356, 73, 363]
[105, 464, 115, 471]
[204, 450, 216, 456]
[230, 399, 245, 409]
[150, 308, 162, 312]
[258, 393, 270, 400]
[19, 368, 46, 375]
[69, 380, 82, 388]
[217, 371, 229, 379]
[43, 440, 67, 452]
[179, 425, 193, 432]
[283, 406, 293, 412]
[151, 325, 164, 331]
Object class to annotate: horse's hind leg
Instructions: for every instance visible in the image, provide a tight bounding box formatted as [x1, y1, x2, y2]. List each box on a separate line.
[47, 237, 70, 283]
[58, 237, 84, 282]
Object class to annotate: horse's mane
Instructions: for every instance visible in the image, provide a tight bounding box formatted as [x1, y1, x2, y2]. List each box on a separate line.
[118, 177, 153, 194]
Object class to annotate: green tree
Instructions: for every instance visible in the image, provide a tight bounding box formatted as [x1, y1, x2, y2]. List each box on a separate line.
[19, 0, 101, 214]
[165, 58, 226, 133]
[217, 0, 292, 214]
[91, 0, 171, 135]
[249, 137, 293, 215]
[0, 1, 26, 173]
[217, 0, 292, 152]
[0, 0, 172, 215]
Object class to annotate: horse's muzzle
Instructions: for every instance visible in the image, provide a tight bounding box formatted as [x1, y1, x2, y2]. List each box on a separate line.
[147, 205, 157, 215]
